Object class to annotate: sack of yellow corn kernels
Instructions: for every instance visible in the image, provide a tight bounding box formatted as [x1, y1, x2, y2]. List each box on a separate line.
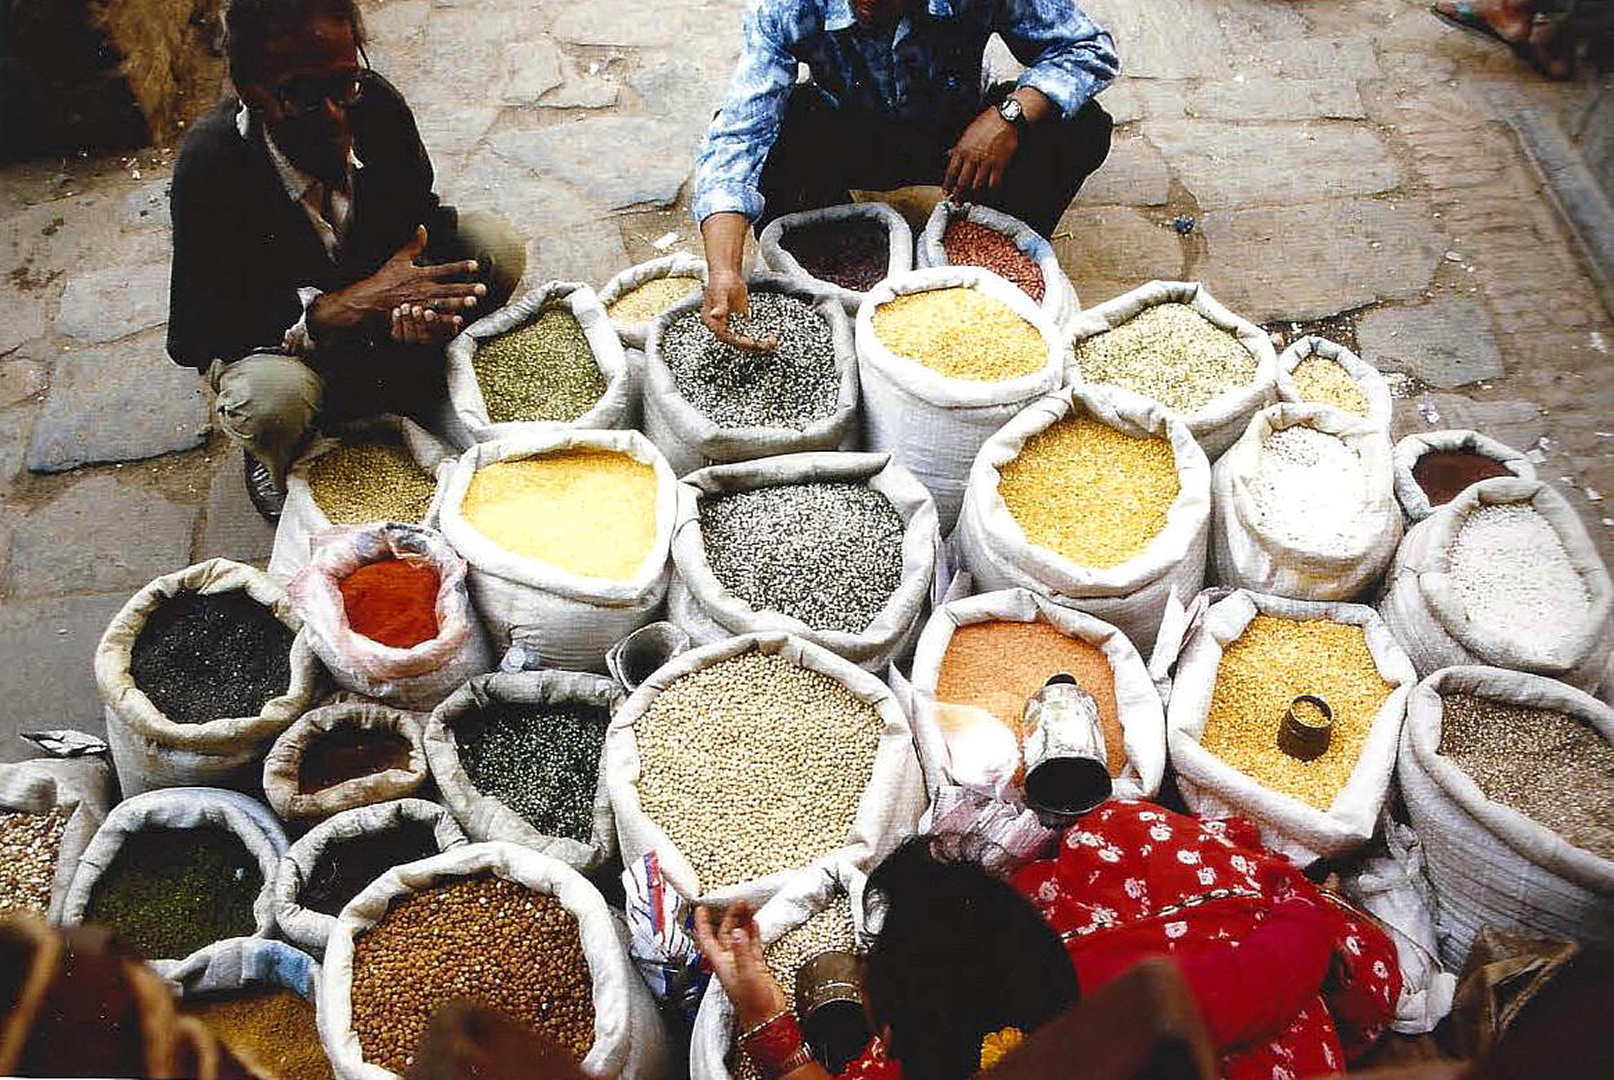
[1210, 403, 1401, 602]
[760, 202, 913, 315]
[1274, 336, 1392, 434]
[1165, 589, 1417, 863]
[954, 383, 1211, 656]
[599, 253, 707, 351]
[917, 201, 1080, 336]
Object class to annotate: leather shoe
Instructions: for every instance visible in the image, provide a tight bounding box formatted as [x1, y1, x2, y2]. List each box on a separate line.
[243, 455, 287, 523]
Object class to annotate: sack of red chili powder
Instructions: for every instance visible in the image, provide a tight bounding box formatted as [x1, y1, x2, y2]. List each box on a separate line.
[288, 523, 492, 711]
[917, 201, 1080, 335]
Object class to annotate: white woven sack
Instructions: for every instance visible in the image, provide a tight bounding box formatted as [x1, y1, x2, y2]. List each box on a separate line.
[424, 670, 622, 872]
[1398, 665, 1614, 968]
[437, 428, 678, 670]
[598, 253, 707, 351]
[1391, 429, 1537, 525]
[61, 788, 288, 969]
[916, 201, 1080, 335]
[96, 559, 324, 796]
[1067, 280, 1278, 458]
[1274, 336, 1392, 434]
[443, 281, 634, 446]
[319, 841, 668, 1080]
[856, 266, 1067, 535]
[604, 631, 928, 908]
[272, 798, 467, 956]
[269, 415, 457, 582]
[287, 523, 492, 709]
[0, 756, 113, 921]
[954, 385, 1210, 656]
[262, 701, 429, 822]
[166, 935, 319, 1005]
[689, 865, 867, 1080]
[1379, 477, 1614, 690]
[644, 271, 860, 477]
[1166, 590, 1417, 863]
[668, 451, 939, 672]
[759, 202, 914, 314]
[1210, 403, 1402, 601]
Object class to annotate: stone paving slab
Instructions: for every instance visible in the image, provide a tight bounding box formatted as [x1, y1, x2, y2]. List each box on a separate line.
[1146, 121, 1400, 210]
[1391, 394, 1549, 452]
[1075, 131, 1170, 207]
[197, 450, 274, 567]
[1357, 296, 1508, 389]
[0, 592, 126, 762]
[489, 118, 696, 211]
[54, 263, 169, 344]
[1054, 205, 1188, 307]
[0, 359, 48, 409]
[1187, 79, 1367, 123]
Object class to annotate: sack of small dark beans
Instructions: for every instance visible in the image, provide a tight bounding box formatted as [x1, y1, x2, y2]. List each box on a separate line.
[262, 701, 431, 823]
[759, 203, 913, 313]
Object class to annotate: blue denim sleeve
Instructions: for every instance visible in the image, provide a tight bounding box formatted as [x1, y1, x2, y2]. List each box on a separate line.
[998, 0, 1120, 118]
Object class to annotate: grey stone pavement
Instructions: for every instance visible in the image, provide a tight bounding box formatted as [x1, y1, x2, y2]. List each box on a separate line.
[0, 0, 1611, 760]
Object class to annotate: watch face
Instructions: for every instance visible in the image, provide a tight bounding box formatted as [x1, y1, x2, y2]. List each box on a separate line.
[1000, 98, 1023, 123]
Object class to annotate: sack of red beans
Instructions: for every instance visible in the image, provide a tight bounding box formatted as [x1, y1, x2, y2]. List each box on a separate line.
[917, 201, 1080, 334]
[760, 202, 914, 313]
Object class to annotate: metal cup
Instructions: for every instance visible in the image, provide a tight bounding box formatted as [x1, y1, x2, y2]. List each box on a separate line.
[1021, 673, 1111, 823]
[1279, 694, 1334, 761]
[605, 621, 692, 692]
[794, 950, 870, 1074]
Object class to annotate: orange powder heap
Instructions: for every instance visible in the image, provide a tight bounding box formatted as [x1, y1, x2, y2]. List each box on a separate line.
[339, 559, 440, 649]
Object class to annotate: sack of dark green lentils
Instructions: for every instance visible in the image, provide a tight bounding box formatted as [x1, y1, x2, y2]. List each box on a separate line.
[1211, 403, 1402, 602]
[287, 523, 492, 710]
[319, 841, 669, 1080]
[954, 384, 1211, 656]
[0, 756, 113, 921]
[1275, 336, 1392, 434]
[443, 280, 634, 447]
[96, 559, 325, 796]
[261, 701, 431, 823]
[759, 202, 914, 314]
[1391, 429, 1537, 525]
[1066, 280, 1278, 458]
[423, 671, 622, 872]
[1398, 665, 1614, 967]
[599, 253, 708, 351]
[855, 266, 1066, 535]
[1165, 590, 1417, 863]
[644, 271, 860, 478]
[272, 798, 466, 956]
[916, 201, 1079, 335]
[269, 414, 457, 583]
[668, 451, 940, 672]
[1379, 477, 1614, 690]
[60, 787, 288, 971]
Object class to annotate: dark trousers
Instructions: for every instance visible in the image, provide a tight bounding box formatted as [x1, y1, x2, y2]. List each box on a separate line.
[757, 82, 1113, 236]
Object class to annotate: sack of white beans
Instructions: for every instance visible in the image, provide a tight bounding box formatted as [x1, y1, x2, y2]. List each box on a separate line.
[598, 253, 706, 351]
[1274, 336, 1392, 433]
[605, 632, 927, 907]
[760, 202, 914, 314]
[955, 384, 1211, 656]
[0, 756, 113, 921]
[669, 451, 939, 672]
[916, 201, 1080, 334]
[1391, 429, 1537, 525]
[1211, 404, 1401, 601]
[1379, 477, 1614, 690]
[262, 701, 430, 823]
[1066, 280, 1278, 458]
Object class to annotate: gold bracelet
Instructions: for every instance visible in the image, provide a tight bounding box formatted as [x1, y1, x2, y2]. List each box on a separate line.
[738, 1009, 791, 1044]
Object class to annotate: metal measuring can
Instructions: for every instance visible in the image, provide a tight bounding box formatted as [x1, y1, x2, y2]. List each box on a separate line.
[1021, 673, 1112, 823]
[794, 950, 870, 1074]
[1279, 694, 1334, 761]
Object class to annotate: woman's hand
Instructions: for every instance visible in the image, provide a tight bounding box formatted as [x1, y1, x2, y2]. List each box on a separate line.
[694, 903, 788, 1030]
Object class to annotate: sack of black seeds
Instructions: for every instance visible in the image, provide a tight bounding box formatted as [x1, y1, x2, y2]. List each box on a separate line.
[669, 451, 939, 672]
[96, 559, 324, 796]
[917, 201, 1080, 335]
[444, 280, 634, 447]
[599, 253, 707, 351]
[759, 202, 913, 314]
[644, 272, 860, 477]
[262, 701, 431, 822]
[424, 671, 622, 872]
[272, 798, 466, 955]
[0, 756, 113, 921]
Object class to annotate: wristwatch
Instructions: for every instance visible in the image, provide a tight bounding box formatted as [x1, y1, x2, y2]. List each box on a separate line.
[997, 96, 1027, 128]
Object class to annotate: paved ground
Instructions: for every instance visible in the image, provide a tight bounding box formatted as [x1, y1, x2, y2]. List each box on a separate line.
[0, 0, 1610, 760]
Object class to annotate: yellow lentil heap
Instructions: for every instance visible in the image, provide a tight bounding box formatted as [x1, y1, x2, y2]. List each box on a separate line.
[1200, 615, 1393, 810]
[307, 442, 438, 525]
[608, 276, 702, 322]
[461, 450, 659, 579]
[1290, 357, 1369, 416]
[998, 416, 1180, 569]
[871, 287, 1046, 381]
[1074, 303, 1257, 412]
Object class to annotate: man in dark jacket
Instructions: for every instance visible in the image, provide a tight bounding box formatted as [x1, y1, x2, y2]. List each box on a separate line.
[167, 0, 522, 516]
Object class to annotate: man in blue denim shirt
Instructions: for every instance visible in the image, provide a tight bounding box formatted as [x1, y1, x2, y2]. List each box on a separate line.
[693, 0, 1117, 346]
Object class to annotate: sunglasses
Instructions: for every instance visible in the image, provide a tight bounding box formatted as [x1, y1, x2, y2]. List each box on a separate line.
[269, 46, 372, 118]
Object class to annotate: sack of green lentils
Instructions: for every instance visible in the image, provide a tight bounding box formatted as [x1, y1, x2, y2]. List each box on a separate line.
[0, 756, 113, 922]
[60, 787, 288, 971]
[645, 271, 860, 478]
[759, 202, 914, 314]
[423, 670, 622, 872]
[954, 383, 1211, 656]
[166, 936, 326, 1080]
[1066, 280, 1279, 458]
[1391, 429, 1537, 525]
[272, 798, 467, 956]
[668, 451, 940, 672]
[856, 266, 1066, 535]
[599, 253, 707, 350]
[1275, 336, 1392, 434]
[1211, 403, 1402, 602]
[437, 428, 679, 670]
[604, 631, 927, 908]
[96, 559, 325, 796]
[443, 280, 635, 447]
[1379, 477, 1614, 691]
[917, 201, 1080, 335]
[262, 700, 431, 823]
[1165, 590, 1417, 863]
[1398, 665, 1614, 967]
[269, 414, 457, 583]
[319, 841, 669, 1080]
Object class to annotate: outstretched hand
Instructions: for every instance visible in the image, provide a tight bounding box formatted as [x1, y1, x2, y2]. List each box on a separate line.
[944, 107, 1019, 202]
[694, 903, 788, 1029]
[311, 225, 487, 337]
[390, 302, 462, 347]
[702, 272, 779, 353]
